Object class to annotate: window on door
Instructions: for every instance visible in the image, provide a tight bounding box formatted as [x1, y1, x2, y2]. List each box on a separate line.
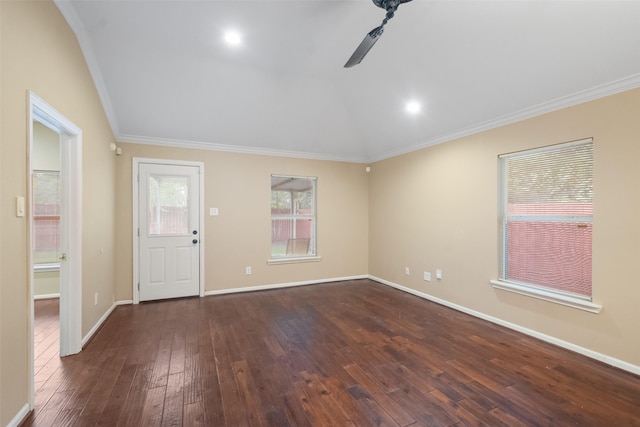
[271, 175, 317, 259]
[498, 139, 593, 300]
[148, 174, 190, 236]
[32, 171, 61, 264]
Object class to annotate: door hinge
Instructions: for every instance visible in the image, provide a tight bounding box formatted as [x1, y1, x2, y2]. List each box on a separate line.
[137, 228, 140, 237]
[137, 282, 140, 291]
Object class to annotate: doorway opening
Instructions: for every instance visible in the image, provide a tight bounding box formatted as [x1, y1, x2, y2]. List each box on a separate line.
[28, 92, 83, 409]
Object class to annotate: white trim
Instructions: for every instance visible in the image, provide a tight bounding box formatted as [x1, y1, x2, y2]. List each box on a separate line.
[6, 403, 31, 427]
[490, 279, 602, 314]
[267, 256, 322, 265]
[132, 158, 205, 304]
[53, 0, 120, 138]
[33, 263, 60, 272]
[119, 134, 366, 164]
[58, 129, 83, 357]
[369, 275, 639, 376]
[50, 2, 640, 166]
[498, 137, 593, 159]
[81, 301, 118, 347]
[115, 73, 640, 164]
[204, 275, 368, 296]
[370, 73, 640, 162]
[30, 92, 81, 135]
[80, 300, 132, 347]
[34, 293, 60, 300]
[28, 92, 83, 412]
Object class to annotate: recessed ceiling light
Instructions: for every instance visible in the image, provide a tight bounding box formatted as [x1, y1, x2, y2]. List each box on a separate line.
[405, 100, 422, 115]
[223, 30, 242, 46]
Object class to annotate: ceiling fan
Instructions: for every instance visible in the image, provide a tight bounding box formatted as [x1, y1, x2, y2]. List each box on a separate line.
[344, 0, 414, 68]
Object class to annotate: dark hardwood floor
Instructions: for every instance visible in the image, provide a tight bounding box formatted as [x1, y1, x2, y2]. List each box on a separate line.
[22, 279, 640, 426]
[33, 298, 62, 400]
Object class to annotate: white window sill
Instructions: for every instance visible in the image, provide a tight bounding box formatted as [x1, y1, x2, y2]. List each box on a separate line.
[267, 256, 321, 265]
[490, 279, 602, 314]
[34, 263, 61, 273]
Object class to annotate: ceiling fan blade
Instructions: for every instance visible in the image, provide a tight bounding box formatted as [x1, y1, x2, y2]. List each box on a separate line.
[344, 26, 384, 68]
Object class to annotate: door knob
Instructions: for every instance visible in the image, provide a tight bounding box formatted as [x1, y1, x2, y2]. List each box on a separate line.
[192, 239, 198, 244]
[193, 230, 198, 235]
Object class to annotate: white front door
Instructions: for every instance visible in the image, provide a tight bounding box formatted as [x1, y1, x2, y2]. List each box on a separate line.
[138, 162, 201, 301]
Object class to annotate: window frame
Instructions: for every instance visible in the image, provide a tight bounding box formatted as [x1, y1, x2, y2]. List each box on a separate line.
[32, 170, 62, 265]
[268, 174, 320, 264]
[491, 138, 602, 313]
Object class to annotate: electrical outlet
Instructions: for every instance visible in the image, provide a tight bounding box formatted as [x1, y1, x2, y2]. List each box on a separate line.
[436, 269, 442, 280]
[245, 266, 252, 275]
[424, 271, 431, 281]
[405, 267, 410, 275]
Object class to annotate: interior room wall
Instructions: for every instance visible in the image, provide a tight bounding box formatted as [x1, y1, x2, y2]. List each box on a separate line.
[33, 271, 60, 297]
[369, 87, 640, 369]
[33, 121, 61, 171]
[114, 143, 370, 301]
[0, 1, 117, 424]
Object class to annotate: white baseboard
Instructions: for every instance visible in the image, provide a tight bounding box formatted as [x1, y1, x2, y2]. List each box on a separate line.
[7, 403, 30, 427]
[205, 275, 368, 296]
[80, 300, 129, 347]
[110, 277, 367, 306]
[369, 275, 640, 377]
[33, 293, 60, 300]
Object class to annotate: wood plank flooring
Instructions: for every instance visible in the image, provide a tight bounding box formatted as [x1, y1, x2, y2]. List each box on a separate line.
[22, 279, 640, 426]
[33, 298, 62, 400]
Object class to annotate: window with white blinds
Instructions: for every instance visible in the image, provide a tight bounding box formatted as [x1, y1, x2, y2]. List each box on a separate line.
[33, 171, 61, 264]
[498, 139, 593, 300]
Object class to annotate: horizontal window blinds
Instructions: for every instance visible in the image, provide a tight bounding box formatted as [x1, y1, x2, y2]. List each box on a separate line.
[499, 139, 593, 298]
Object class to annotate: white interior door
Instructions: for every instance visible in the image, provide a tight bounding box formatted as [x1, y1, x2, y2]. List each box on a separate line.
[139, 163, 200, 301]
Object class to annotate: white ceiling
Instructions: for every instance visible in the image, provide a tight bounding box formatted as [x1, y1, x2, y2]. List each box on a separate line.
[55, 0, 640, 163]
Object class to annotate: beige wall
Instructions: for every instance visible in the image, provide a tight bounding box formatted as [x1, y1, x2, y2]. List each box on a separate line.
[0, 1, 117, 424]
[33, 121, 60, 171]
[370, 87, 640, 367]
[1, 0, 639, 424]
[114, 144, 370, 301]
[34, 271, 59, 296]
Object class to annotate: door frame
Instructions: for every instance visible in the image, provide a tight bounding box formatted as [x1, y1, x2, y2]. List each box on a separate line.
[132, 158, 205, 304]
[28, 91, 83, 407]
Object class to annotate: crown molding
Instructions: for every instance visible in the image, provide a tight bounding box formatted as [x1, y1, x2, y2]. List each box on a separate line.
[118, 134, 369, 164]
[369, 72, 640, 163]
[54, 0, 121, 138]
[52, 0, 640, 165]
[122, 73, 640, 165]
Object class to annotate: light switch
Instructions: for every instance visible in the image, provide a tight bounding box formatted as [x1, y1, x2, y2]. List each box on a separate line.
[16, 196, 25, 217]
[209, 207, 219, 216]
